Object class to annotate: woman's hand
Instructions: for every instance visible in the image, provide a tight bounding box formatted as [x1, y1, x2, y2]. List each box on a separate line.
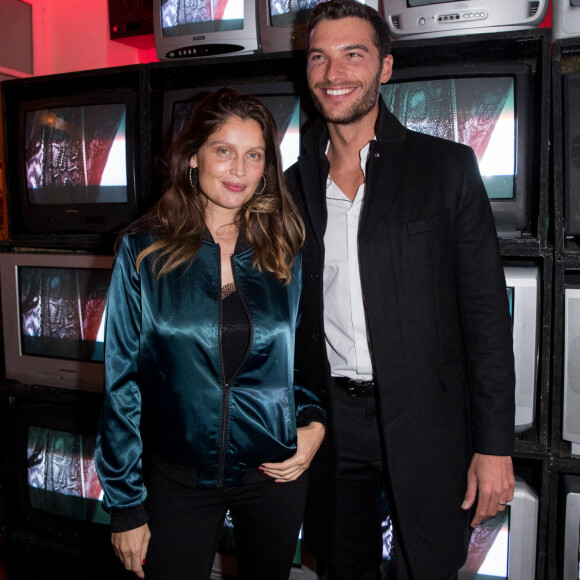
[112, 523, 151, 579]
[260, 422, 325, 482]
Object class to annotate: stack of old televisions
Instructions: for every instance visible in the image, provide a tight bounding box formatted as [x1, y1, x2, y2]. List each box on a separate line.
[550, 1, 580, 578]
[0, 64, 151, 579]
[0, 0, 568, 578]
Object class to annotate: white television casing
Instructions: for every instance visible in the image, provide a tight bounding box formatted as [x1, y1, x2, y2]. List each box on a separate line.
[504, 266, 540, 433]
[382, 0, 549, 39]
[552, 0, 580, 40]
[563, 286, 580, 455]
[0, 252, 113, 392]
[458, 477, 538, 580]
[259, 0, 380, 54]
[153, 0, 259, 60]
[563, 475, 580, 580]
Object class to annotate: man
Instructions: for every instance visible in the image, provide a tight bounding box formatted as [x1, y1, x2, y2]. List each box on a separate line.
[285, 1, 516, 578]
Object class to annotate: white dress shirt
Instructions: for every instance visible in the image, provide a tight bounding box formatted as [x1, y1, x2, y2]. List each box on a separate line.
[323, 141, 374, 380]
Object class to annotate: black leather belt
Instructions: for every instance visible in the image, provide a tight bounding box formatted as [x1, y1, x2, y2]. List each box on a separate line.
[334, 377, 375, 398]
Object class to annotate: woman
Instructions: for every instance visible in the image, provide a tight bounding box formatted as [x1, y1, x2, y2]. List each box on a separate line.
[95, 87, 325, 580]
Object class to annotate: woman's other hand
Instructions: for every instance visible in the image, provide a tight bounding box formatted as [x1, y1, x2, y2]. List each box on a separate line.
[260, 422, 325, 482]
[112, 523, 151, 578]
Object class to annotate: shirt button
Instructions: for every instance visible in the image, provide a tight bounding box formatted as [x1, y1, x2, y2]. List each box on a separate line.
[310, 272, 319, 281]
[312, 330, 321, 341]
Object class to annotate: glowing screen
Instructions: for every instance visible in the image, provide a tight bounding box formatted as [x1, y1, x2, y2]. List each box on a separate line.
[24, 105, 127, 205]
[381, 77, 516, 200]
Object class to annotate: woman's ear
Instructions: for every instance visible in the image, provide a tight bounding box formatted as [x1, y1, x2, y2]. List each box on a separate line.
[189, 155, 197, 169]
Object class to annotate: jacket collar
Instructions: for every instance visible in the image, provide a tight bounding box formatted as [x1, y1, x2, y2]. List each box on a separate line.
[202, 226, 252, 254]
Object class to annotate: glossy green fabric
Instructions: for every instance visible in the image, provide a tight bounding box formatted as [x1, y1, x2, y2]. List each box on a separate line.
[95, 229, 322, 514]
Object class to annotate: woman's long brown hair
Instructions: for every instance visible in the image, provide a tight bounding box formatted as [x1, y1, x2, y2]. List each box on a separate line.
[134, 87, 304, 284]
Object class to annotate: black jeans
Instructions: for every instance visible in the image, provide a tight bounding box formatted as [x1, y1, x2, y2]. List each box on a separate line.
[144, 466, 308, 580]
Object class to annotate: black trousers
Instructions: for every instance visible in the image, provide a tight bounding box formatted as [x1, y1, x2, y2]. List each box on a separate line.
[144, 466, 308, 580]
[326, 382, 460, 580]
[326, 381, 386, 580]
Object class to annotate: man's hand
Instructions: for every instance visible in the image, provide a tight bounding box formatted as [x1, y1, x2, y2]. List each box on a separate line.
[112, 523, 151, 578]
[461, 453, 515, 528]
[260, 422, 325, 482]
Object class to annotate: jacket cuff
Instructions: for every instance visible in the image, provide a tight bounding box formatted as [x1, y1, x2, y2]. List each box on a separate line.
[297, 406, 327, 428]
[110, 504, 148, 533]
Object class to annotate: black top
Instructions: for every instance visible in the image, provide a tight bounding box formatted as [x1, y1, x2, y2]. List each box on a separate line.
[221, 287, 250, 384]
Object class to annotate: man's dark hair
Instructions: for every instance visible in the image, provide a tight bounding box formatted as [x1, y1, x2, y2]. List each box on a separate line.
[306, 0, 392, 60]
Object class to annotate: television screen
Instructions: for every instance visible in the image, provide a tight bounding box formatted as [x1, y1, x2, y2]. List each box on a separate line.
[382, 76, 514, 200]
[260, 0, 380, 53]
[164, 83, 303, 171]
[562, 475, 580, 580]
[381, 63, 532, 238]
[160, 0, 243, 37]
[504, 265, 540, 434]
[563, 285, 580, 455]
[459, 509, 510, 578]
[153, 0, 259, 59]
[458, 477, 538, 579]
[23, 104, 127, 206]
[0, 252, 114, 392]
[19, 265, 110, 363]
[15, 92, 140, 236]
[27, 425, 109, 525]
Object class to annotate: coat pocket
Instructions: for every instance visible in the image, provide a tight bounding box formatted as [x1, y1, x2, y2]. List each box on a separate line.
[406, 211, 450, 236]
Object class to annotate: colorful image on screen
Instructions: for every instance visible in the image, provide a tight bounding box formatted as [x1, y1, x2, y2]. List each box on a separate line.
[269, 0, 369, 25]
[381, 77, 515, 200]
[27, 426, 109, 525]
[171, 94, 300, 171]
[161, 0, 243, 36]
[24, 104, 127, 205]
[19, 266, 110, 362]
[507, 286, 514, 331]
[459, 509, 509, 579]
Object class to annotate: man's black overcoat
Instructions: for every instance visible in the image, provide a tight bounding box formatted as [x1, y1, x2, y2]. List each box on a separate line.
[286, 99, 516, 578]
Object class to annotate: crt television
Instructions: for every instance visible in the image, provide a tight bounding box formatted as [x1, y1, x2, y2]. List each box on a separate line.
[0, 252, 114, 392]
[382, 0, 550, 39]
[161, 81, 305, 171]
[153, 0, 259, 59]
[562, 475, 580, 580]
[3, 89, 141, 236]
[5, 399, 111, 550]
[259, 0, 380, 54]
[458, 477, 539, 580]
[552, 0, 580, 40]
[504, 265, 540, 434]
[381, 62, 535, 238]
[563, 284, 580, 456]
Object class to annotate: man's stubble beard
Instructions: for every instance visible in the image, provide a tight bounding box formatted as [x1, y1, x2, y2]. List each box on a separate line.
[309, 67, 383, 125]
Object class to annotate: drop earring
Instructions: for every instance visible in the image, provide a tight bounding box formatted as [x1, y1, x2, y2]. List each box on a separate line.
[189, 166, 198, 190]
[255, 174, 266, 196]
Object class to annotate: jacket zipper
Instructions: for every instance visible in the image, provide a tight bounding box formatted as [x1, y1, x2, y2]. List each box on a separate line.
[216, 252, 254, 488]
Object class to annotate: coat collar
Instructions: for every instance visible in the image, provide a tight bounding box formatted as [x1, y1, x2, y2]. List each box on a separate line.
[297, 97, 408, 242]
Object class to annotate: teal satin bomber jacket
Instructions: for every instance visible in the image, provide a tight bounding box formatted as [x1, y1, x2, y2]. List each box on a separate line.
[95, 229, 323, 520]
